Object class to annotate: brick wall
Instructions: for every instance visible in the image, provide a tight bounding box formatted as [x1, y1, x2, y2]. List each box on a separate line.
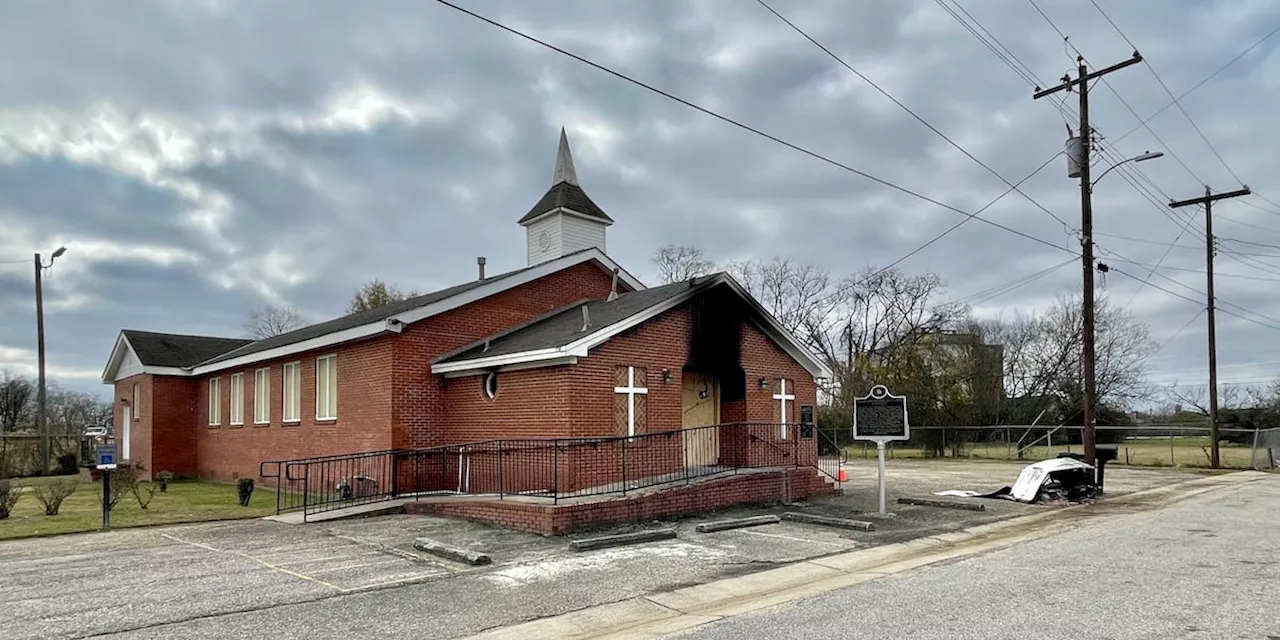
[404, 468, 836, 535]
[194, 337, 394, 481]
[112, 374, 151, 476]
[394, 261, 622, 449]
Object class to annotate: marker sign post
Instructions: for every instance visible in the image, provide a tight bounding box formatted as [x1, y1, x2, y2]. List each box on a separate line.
[852, 385, 910, 514]
[96, 443, 117, 530]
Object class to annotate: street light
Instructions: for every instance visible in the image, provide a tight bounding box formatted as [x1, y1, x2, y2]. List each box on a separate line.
[1091, 151, 1164, 191]
[35, 246, 67, 475]
[1075, 149, 1162, 466]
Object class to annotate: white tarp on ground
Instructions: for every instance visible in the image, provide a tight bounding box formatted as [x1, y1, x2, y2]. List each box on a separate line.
[933, 457, 1097, 503]
[1009, 458, 1094, 502]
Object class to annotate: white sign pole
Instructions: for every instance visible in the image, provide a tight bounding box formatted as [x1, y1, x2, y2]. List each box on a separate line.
[876, 441, 887, 514]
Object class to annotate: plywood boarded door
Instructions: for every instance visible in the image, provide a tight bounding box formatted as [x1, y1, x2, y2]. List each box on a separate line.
[681, 372, 720, 467]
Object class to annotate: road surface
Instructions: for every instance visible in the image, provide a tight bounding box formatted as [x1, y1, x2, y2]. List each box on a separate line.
[677, 474, 1280, 640]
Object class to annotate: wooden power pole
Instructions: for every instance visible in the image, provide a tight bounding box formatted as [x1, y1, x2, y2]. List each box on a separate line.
[1169, 185, 1251, 469]
[1033, 52, 1143, 465]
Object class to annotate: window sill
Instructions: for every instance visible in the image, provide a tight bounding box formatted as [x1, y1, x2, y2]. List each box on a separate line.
[208, 424, 221, 428]
[230, 423, 245, 429]
[315, 418, 338, 425]
[253, 422, 271, 427]
[282, 420, 301, 427]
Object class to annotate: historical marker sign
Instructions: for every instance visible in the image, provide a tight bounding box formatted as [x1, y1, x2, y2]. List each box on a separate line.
[851, 385, 909, 515]
[852, 385, 909, 442]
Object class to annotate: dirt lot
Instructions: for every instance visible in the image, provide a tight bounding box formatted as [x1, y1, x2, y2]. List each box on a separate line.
[0, 459, 1214, 640]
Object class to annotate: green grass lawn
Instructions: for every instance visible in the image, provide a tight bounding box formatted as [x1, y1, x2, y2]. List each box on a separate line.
[846, 438, 1264, 469]
[0, 479, 276, 540]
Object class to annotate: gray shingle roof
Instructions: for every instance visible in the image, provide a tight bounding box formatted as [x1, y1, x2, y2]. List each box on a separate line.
[435, 275, 718, 364]
[517, 181, 614, 225]
[122, 330, 253, 368]
[199, 262, 550, 366]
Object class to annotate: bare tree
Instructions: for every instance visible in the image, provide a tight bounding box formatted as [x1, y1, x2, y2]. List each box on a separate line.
[725, 257, 832, 333]
[979, 294, 1156, 422]
[0, 370, 33, 434]
[653, 245, 716, 284]
[244, 305, 305, 339]
[348, 280, 419, 314]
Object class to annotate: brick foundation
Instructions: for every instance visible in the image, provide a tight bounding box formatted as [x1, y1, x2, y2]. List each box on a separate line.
[403, 467, 837, 535]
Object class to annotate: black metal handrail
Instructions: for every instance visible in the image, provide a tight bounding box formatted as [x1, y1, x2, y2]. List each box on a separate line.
[263, 422, 828, 518]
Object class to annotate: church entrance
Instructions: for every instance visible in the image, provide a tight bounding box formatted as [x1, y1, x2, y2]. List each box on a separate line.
[681, 371, 720, 468]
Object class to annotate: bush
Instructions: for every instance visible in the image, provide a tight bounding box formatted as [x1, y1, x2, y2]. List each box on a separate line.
[132, 481, 159, 509]
[99, 466, 137, 513]
[31, 477, 79, 515]
[57, 454, 79, 476]
[237, 478, 254, 507]
[156, 471, 174, 493]
[0, 480, 20, 519]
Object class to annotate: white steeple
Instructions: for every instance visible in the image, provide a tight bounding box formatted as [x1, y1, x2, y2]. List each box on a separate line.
[519, 128, 614, 266]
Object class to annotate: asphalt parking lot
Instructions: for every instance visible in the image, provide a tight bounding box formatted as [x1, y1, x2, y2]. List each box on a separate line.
[0, 460, 1214, 639]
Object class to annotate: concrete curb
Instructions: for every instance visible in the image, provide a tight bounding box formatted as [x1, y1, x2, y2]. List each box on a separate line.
[569, 528, 677, 552]
[412, 538, 491, 566]
[470, 471, 1269, 640]
[897, 497, 987, 512]
[782, 512, 876, 531]
[694, 515, 781, 533]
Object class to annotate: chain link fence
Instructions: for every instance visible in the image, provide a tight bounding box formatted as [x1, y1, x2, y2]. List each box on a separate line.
[828, 425, 1278, 470]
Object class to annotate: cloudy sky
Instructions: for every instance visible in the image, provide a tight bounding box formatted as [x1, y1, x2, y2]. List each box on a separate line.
[1, 0, 1278, 399]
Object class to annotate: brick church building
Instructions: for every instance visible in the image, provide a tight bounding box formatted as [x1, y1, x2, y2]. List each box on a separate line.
[101, 130, 836, 530]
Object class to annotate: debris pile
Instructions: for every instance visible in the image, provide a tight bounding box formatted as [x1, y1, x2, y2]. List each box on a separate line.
[935, 457, 1098, 505]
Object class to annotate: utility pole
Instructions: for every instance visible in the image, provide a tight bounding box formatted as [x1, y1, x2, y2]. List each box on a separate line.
[34, 253, 49, 476]
[33, 246, 66, 476]
[1169, 185, 1251, 469]
[1033, 52, 1143, 466]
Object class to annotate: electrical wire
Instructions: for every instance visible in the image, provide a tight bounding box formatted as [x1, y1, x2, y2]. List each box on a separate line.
[1109, 266, 1280, 331]
[959, 257, 1077, 305]
[758, 0, 1072, 229]
[433, 0, 1072, 258]
[1108, 23, 1280, 148]
[1221, 237, 1280, 251]
[1089, 0, 1247, 186]
[1153, 308, 1206, 353]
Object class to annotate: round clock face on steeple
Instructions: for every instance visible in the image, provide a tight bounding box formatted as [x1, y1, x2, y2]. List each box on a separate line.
[539, 230, 550, 251]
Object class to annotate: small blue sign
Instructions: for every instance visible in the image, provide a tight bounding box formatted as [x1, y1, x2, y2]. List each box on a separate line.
[98, 444, 116, 466]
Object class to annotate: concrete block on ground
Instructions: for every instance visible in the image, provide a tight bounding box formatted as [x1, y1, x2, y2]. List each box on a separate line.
[782, 512, 875, 531]
[569, 528, 677, 552]
[897, 497, 986, 511]
[694, 515, 781, 533]
[413, 538, 492, 566]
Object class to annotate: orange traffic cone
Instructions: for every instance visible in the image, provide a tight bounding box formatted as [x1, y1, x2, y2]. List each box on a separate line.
[837, 462, 848, 482]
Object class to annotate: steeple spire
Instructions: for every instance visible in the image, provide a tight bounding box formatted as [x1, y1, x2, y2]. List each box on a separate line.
[551, 127, 579, 186]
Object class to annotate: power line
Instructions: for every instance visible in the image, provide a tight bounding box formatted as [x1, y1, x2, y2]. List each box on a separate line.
[1221, 237, 1280, 251]
[1154, 308, 1206, 353]
[1089, 0, 1246, 186]
[959, 257, 1076, 305]
[433, 0, 1072, 258]
[1238, 199, 1280, 217]
[758, 0, 1072, 229]
[1109, 22, 1280, 149]
[1104, 256, 1280, 283]
[1217, 213, 1280, 235]
[1093, 231, 1199, 250]
[1109, 266, 1280, 331]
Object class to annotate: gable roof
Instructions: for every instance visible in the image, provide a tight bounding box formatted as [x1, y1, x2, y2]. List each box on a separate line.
[101, 247, 645, 382]
[123, 331, 253, 368]
[432, 273, 832, 379]
[436, 278, 708, 364]
[518, 182, 614, 225]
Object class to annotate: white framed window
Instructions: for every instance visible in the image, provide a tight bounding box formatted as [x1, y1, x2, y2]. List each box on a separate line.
[282, 362, 301, 423]
[316, 355, 337, 420]
[254, 367, 271, 424]
[229, 373, 244, 426]
[133, 383, 140, 420]
[208, 378, 221, 426]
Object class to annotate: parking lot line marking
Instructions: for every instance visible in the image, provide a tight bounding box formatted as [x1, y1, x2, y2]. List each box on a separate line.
[273, 552, 381, 567]
[340, 571, 449, 593]
[160, 533, 222, 552]
[232, 551, 345, 591]
[305, 559, 403, 574]
[250, 546, 355, 560]
[736, 530, 849, 547]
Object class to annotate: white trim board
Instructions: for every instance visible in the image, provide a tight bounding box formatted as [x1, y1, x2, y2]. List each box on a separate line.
[101, 248, 646, 380]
